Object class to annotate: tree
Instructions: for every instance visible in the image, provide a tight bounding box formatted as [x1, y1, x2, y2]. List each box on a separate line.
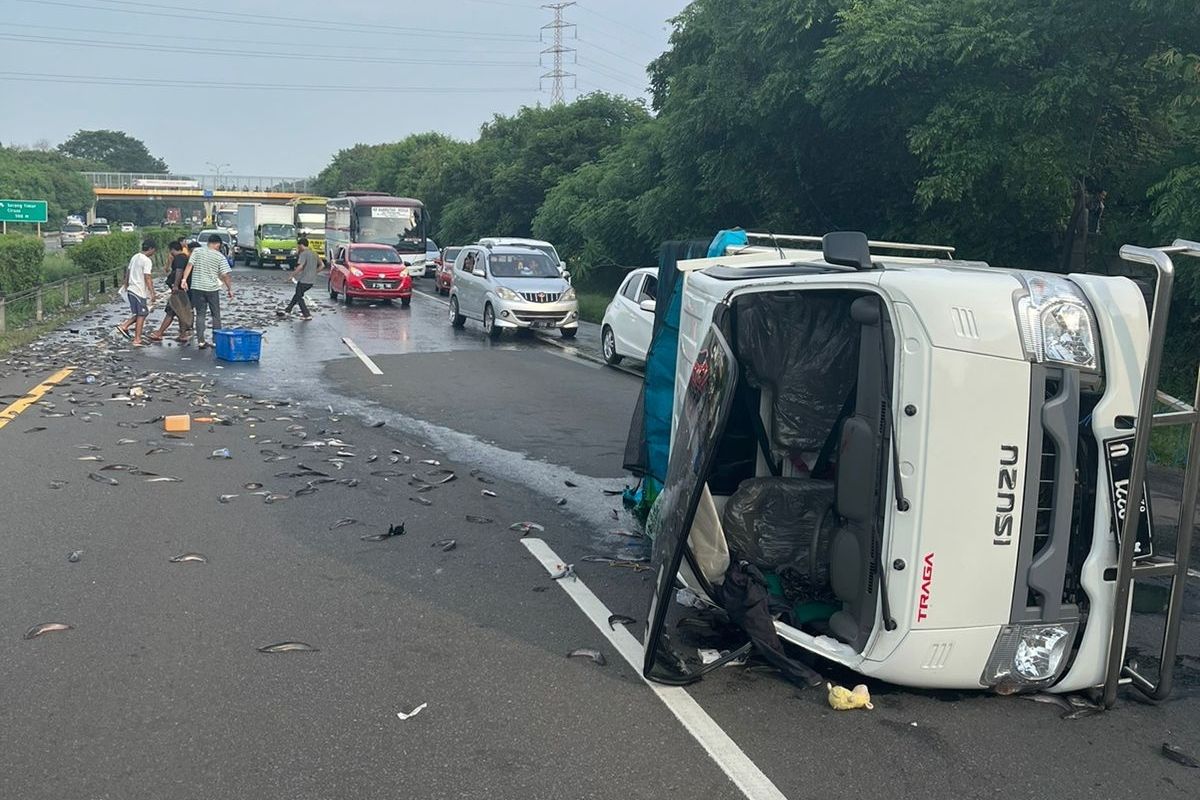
[57, 129, 168, 173]
[313, 143, 391, 196]
[0, 145, 95, 225]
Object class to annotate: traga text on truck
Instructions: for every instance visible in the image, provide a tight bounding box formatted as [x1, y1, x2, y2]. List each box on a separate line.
[290, 195, 329, 258]
[325, 192, 427, 275]
[633, 229, 1199, 707]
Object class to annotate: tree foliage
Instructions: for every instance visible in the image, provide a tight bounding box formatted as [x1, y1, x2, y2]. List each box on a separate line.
[0, 234, 45, 294]
[0, 146, 95, 226]
[57, 129, 168, 173]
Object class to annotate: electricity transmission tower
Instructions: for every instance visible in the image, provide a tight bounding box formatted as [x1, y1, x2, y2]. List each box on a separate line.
[540, 2, 577, 104]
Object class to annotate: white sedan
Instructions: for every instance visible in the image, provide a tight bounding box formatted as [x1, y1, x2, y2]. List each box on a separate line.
[601, 267, 658, 365]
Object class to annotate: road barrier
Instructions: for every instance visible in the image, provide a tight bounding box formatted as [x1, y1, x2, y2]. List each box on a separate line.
[0, 269, 122, 335]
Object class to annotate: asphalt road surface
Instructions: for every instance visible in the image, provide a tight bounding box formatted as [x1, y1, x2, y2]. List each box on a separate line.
[1, 266, 1198, 800]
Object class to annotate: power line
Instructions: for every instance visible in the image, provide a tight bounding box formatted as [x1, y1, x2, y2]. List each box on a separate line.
[575, 1, 664, 46]
[576, 57, 648, 93]
[0, 32, 536, 68]
[15, 0, 538, 43]
[540, 2, 577, 105]
[0, 71, 532, 95]
[3, 22, 538, 62]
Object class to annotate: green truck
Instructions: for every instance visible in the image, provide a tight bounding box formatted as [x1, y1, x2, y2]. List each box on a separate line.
[235, 203, 297, 269]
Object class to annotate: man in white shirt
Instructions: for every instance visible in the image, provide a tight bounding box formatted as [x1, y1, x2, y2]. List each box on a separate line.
[115, 239, 157, 347]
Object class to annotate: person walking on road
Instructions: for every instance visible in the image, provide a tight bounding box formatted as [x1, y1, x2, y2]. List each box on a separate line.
[277, 236, 322, 321]
[182, 233, 233, 349]
[147, 240, 194, 343]
[114, 238, 157, 347]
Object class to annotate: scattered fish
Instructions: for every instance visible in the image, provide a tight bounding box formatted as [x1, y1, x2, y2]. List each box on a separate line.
[219, 494, 239, 503]
[608, 614, 636, 630]
[75, 444, 101, 451]
[1162, 743, 1200, 768]
[99, 464, 136, 471]
[145, 447, 170, 455]
[610, 509, 620, 520]
[388, 455, 401, 464]
[370, 470, 405, 478]
[257, 641, 319, 653]
[88, 473, 118, 485]
[465, 515, 494, 524]
[264, 493, 289, 504]
[510, 522, 546, 534]
[361, 522, 406, 542]
[77, 455, 103, 462]
[23, 426, 46, 433]
[437, 472, 457, 484]
[329, 518, 357, 530]
[566, 648, 607, 666]
[24, 622, 72, 640]
[336, 451, 355, 457]
[209, 448, 232, 459]
[602, 488, 624, 496]
[169, 552, 208, 563]
[369, 420, 385, 428]
[556, 497, 567, 506]
[116, 438, 138, 445]
[366, 454, 378, 463]
[243, 482, 263, 490]
[264, 455, 292, 462]
[410, 496, 433, 506]
[396, 702, 427, 721]
[564, 480, 578, 488]
[40, 412, 66, 418]
[48, 480, 68, 490]
[337, 478, 359, 487]
[145, 476, 183, 483]
[295, 486, 318, 496]
[67, 550, 83, 563]
[433, 539, 457, 551]
[481, 489, 497, 498]
[550, 564, 576, 581]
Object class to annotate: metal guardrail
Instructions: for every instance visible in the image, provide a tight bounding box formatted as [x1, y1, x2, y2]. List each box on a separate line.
[0, 269, 122, 335]
[81, 172, 312, 194]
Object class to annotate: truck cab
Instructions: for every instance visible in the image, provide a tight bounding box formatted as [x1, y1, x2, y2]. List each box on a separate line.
[643, 231, 1200, 702]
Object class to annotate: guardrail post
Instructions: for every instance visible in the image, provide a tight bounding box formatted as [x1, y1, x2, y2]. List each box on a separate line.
[63, 280, 70, 307]
[0, 296, 6, 334]
[83, 278, 90, 304]
[35, 286, 43, 322]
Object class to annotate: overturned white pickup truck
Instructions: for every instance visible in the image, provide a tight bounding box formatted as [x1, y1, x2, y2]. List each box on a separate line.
[641, 231, 1199, 704]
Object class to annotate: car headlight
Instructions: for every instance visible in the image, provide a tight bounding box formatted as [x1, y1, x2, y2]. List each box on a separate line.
[562, 287, 576, 301]
[261, 248, 272, 255]
[349, 267, 363, 278]
[1014, 275, 1099, 370]
[982, 622, 1076, 692]
[495, 286, 519, 301]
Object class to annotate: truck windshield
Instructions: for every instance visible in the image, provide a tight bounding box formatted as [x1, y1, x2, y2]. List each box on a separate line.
[215, 212, 236, 227]
[296, 203, 325, 217]
[261, 224, 295, 239]
[354, 205, 424, 252]
[489, 253, 559, 278]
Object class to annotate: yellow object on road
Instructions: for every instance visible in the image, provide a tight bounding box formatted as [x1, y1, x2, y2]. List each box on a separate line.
[164, 414, 191, 432]
[827, 682, 874, 710]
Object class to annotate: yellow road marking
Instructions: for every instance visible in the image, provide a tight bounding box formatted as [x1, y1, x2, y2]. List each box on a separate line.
[0, 367, 75, 431]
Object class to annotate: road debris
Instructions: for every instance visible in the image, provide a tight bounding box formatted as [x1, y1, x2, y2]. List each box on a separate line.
[432, 539, 457, 551]
[243, 482, 263, 490]
[550, 563, 576, 581]
[607, 614, 636, 630]
[481, 489, 497, 498]
[1162, 743, 1199, 768]
[145, 476, 183, 483]
[509, 521, 545, 535]
[410, 496, 432, 506]
[329, 518, 357, 530]
[827, 683, 873, 710]
[396, 702, 427, 721]
[88, 472, 118, 485]
[24, 622, 72, 640]
[169, 552, 208, 563]
[257, 641, 319, 653]
[465, 515, 494, 524]
[219, 494, 238, 503]
[208, 448, 232, 459]
[361, 522, 405, 542]
[566, 648, 607, 666]
[67, 550, 83, 563]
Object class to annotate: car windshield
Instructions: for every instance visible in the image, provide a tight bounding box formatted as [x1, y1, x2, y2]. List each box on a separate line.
[261, 224, 294, 239]
[350, 247, 400, 264]
[442, 248, 461, 264]
[87, 225, 108, 232]
[489, 252, 559, 278]
[354, 205, 424, 252]
[426, 240, 439, 253]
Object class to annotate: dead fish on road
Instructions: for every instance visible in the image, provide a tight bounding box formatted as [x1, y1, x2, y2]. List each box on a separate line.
[99, 464, 137, 471]
[24, 622, 73, 640]
[396, 702, 427, 721]
[257, 641, 319, 653]
[481, 489, 497, 498]
[243, 482, 264, 490]
[566, 648, 606, 666]
[410, 497, 432, 506]
[145, 447, 170, 455]
[337, 478, 359, 487]
[550, 564, 576, 581]
[1162, 743, 1200, 768]
[88, 473, 118, 485]
[432, 539, 457, 551]
[510, 522, 546, 535]
[295, 486, 318, 497]
[264, 455, 292, 463]
[564, 480, 578, 488]
[437, 472, 457, 484]
[608, 614, 636, 630]
[420, 459, 441, 466]
[361, 522, 405, 542]
[465, 515, 494, 524]
[219, 494, 239, 503]
[145, 476, 183, 483]
[116, 438, 138, 445]
[77, 455, 104, 462]
[169, 552, 208, 563]
[67, 550, 83, 563]
[75, 444, 101, 451]
[264, 493, 289, 504]
[23, 426, 46, 433]
[370, 470, 405, 478]
[369, 420, 385, 428]
[329, 518, 357, 530]
[49, 480, 68, 489]
[366, 454, 378, 463]
[556, 497, 567, 506]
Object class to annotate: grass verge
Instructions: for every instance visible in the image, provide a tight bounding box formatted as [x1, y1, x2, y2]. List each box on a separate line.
[0, 291, 115, 355]
[577, 291, 609, 324]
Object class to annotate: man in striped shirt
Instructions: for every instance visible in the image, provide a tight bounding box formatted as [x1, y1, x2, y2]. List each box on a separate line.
[181, 233, 233, 349]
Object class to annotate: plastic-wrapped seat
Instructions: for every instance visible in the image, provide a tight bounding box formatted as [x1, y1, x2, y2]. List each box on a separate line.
[720, 477, 835, 599]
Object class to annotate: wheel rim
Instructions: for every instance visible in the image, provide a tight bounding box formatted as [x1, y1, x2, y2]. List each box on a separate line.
[603, 329, 615, 359]
[449, 298, 458, 321]
[484, 306, 494, 331]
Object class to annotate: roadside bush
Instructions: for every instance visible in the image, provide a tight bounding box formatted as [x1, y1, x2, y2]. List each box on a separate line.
[140, 226, 192, 266]
[0, 234, 45, 294]
[66, 232, 140, 274]
[40, 251, 81, 283]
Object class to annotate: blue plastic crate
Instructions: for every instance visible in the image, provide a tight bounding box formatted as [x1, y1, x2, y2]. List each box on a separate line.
[213, 328, 263, 362]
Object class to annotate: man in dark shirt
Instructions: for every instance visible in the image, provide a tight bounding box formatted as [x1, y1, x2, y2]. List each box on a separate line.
[148, 240, 194, 343]
[277, 237, 322, 321]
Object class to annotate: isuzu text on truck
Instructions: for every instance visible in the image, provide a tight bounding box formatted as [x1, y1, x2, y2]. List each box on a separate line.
[640, 231, 1199, 706]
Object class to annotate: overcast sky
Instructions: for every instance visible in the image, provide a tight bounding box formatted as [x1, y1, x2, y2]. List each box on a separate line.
[0, 0, 688, 177]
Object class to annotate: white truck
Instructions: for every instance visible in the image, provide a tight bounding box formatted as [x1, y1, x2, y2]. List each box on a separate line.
[234, 203, 297, 269]
[644, 230, 1199, 706]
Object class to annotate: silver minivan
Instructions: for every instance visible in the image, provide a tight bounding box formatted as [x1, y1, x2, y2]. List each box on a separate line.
[448, 244, 579, 339]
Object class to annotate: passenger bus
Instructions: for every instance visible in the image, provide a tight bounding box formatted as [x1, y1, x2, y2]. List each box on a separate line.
[290, 195, 330, 257]
[325, 193, 427, 270]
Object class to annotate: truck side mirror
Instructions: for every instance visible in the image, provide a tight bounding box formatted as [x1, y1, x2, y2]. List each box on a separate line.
[822, 231, 873, 270]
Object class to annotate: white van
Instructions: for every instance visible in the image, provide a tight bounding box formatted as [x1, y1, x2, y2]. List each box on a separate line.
[644, 231, 1199, 704]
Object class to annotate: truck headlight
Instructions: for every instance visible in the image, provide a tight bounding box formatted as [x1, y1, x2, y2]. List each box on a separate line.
[290, 249, 297, 256]
[261, 248, 272, 256]
[1014, 275, 1099, 370]
[982, 622, 1077, 691]
[495, 286, 519, 301]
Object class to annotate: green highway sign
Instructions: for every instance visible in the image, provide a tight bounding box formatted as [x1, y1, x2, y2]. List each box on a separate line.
[0, 199, 49, 224]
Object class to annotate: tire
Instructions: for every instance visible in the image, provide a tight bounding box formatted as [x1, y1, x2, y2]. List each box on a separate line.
[449, 295, 466, 328]
[401, 297, 411, 308]
[560, 327, 578, 340]
[382, 298, 394, 306]
[343, 291, 353, 306]
[483, 304, 502, 340]
[601, 326, 621, 364]
[328, 279, 337, 300]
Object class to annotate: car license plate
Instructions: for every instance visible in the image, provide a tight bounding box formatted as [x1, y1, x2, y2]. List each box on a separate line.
[1102, 436, 1155, 561]
[530, 320, 554, 329]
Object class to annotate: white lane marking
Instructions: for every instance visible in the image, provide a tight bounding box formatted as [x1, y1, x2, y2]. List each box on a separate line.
[521, 538, 787, 800]
[413, 287, 448, 306]
[340, 337, 383, 375]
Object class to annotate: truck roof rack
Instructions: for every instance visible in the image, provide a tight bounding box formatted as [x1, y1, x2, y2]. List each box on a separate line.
[742, 231, 956, 259]
[1103, 238, 1200, 707]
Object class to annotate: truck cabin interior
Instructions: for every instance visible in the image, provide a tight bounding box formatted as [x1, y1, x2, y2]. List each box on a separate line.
[699, 288, 896, 653]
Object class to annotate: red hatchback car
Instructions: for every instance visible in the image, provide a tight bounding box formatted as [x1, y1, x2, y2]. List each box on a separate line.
[328, 244, 413, 307]
[434, 246, 461, 295]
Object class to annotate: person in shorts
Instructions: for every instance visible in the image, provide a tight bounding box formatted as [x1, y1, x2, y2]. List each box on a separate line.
[115, 239, 157, 346]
